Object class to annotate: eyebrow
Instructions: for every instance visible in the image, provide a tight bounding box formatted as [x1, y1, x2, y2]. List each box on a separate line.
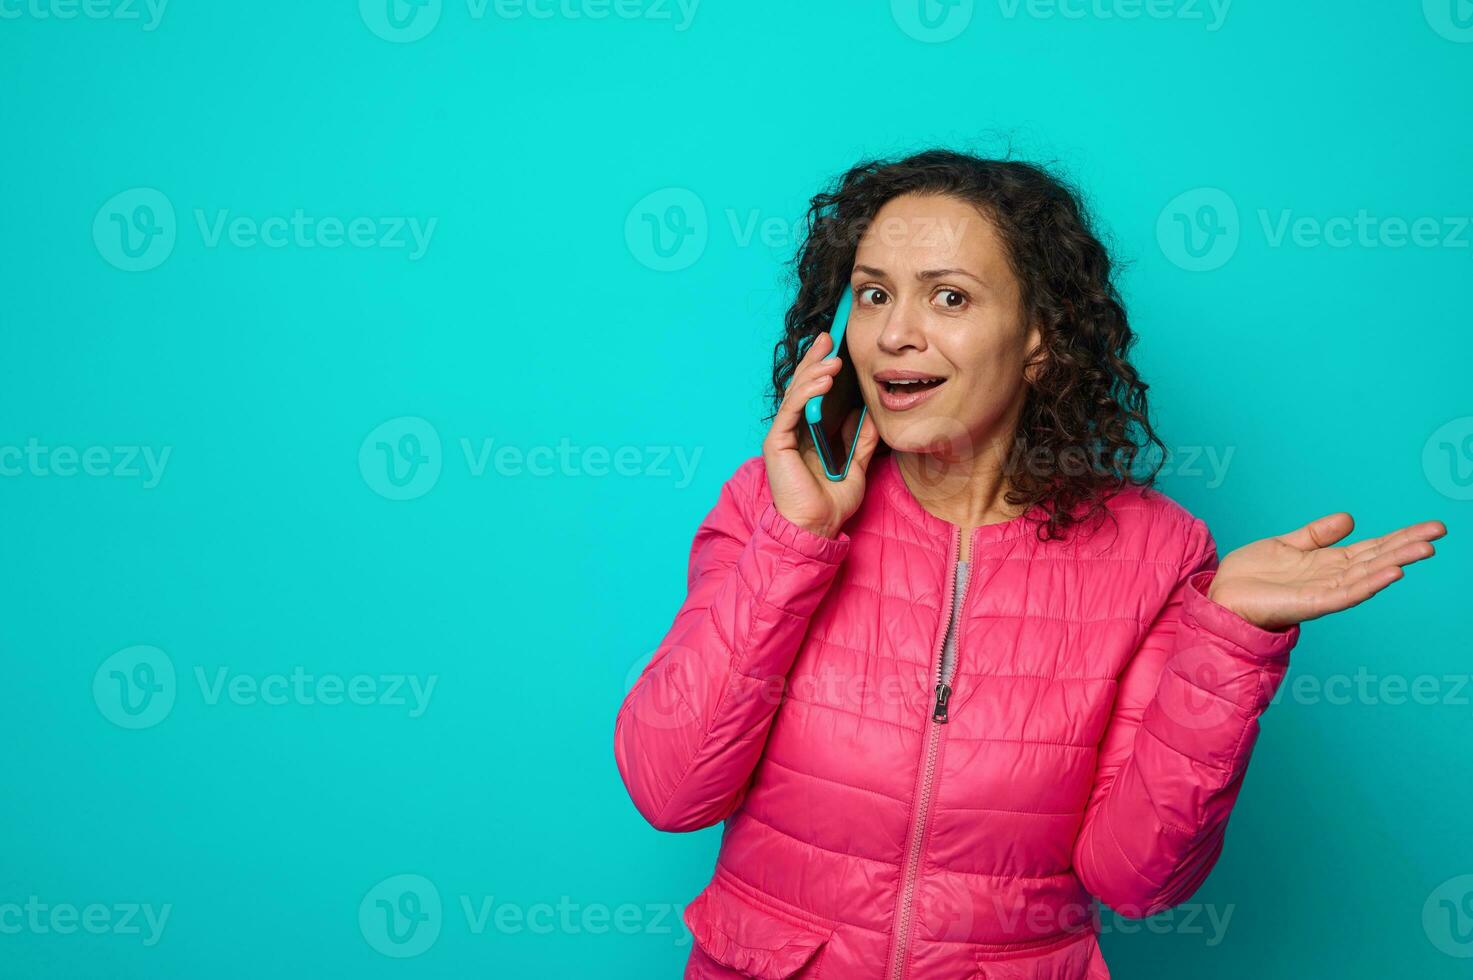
[853, 264, 988, 288]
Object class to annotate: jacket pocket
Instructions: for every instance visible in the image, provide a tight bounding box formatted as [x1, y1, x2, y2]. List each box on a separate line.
[682, 871, 834, 979]
[972, 928, 1104, 980]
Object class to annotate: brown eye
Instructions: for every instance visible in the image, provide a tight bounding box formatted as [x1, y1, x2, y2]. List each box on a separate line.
[933, 289, 967, 309]
[858, 287, 889, 306]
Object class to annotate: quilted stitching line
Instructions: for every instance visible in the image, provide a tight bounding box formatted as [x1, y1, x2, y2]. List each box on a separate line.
[761, 756, 910, 807]
[1138, 722, 1235, 778]
[715, 861, 1087, 943]
[715, 864, 891, 939]
[954, 612, 1147, 624]
[1185, 600, 1298, 663]
[1113, 743, 1198, 837]
[956, 672, 1116, 683]
[938, 801, 1082, 818]
[984, 556, 1180, 566]
[711, 866, 838, 935]
[739, 809, 902, 868]
[876, 478, 945, 540]
[939, 865, 1076, 884]
[803, 632, 933, 664]
[783, 696, 1099, 749]
[734, 554, 831, 623]
[1099, 808, 1163, 891]
[778, 696, 922, 735]
[848, 524, 940, 548]
[1161, 661, 1252, 714]
[809, 576, 941, 610]
[1226, 695, 1259, 766]
[746, 805, 1086, 888]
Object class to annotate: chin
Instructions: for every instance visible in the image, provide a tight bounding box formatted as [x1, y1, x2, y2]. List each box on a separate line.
[875, 412, 982, 462]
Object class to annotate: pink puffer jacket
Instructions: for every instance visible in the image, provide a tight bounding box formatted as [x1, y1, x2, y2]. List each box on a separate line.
[614, 450, 1299, 979]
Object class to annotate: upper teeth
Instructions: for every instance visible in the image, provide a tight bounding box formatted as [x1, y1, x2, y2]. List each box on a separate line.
[891, 379, 933, 385]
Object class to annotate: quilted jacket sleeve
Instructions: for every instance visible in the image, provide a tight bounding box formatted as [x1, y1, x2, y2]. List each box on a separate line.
[1072, 513, 1299, 918]
[613, 456, 851, 833]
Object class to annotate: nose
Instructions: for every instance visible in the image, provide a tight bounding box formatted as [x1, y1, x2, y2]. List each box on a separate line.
[876, 302, 928, 356]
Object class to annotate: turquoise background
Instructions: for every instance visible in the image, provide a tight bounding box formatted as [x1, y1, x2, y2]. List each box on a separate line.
[2, 1, 1470, 976]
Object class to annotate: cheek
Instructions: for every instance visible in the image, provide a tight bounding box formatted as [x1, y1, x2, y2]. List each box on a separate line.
[939, 335, 1032, 423]
[845, 329, 880, 381]
[945, 333, 1022, 381]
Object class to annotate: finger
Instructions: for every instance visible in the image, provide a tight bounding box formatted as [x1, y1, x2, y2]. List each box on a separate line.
[1344, 538, 1437, 583]
[797, 331, 832, 369]
[1277, 512, 1354, 551]
[1319, 564, 1405, 616]
[779, 348, 840, 410]
[782, 333, 833, 393]
[769, 369, 836, 445]
[785, 352, 842, 398]
[800, 356, 844, 386]
[770, 339, 846, 453]
[1345, 519, 1449, 561]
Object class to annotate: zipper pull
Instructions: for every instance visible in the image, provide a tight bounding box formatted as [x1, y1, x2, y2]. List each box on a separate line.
[932, 682, 952, 724]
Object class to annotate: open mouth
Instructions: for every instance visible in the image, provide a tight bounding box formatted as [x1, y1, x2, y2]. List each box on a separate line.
[874, 371, 949, 411]
[880, 377, 946, 395]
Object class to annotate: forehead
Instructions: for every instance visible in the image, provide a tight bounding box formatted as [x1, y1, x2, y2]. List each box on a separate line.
[853, 192, 1008, 277]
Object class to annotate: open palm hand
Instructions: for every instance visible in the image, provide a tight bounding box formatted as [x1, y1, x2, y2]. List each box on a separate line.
[1206, 513, 1448, 632]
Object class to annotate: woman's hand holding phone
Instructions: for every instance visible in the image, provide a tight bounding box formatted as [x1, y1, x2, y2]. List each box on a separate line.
[763, 331, 881, 539]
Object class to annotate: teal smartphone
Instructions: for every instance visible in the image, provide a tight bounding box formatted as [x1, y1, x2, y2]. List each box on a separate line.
[798, 288, 868, 482]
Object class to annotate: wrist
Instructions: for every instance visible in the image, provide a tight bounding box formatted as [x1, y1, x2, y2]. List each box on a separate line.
[1185, 569, 1302, 660]
[1205, 574, 1296, 633]
[758, 502, 850, 564]
[795, 521, 840, 540]
[1204, 575, 1249, 619]
[770, 502, 841, 540]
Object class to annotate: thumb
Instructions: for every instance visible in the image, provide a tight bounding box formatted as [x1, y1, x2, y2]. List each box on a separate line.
[1277, 511, 1354, 551]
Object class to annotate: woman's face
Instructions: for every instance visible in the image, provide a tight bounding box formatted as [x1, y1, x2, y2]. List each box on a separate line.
[845, 192, 1040, 460]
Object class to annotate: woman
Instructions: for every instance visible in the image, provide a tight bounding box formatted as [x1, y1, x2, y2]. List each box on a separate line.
[613, 149, 1445, 979]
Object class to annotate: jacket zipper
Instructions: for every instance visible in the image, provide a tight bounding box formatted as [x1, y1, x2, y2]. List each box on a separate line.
[887, 524, 968, 980]
[933, 551, 968, 724]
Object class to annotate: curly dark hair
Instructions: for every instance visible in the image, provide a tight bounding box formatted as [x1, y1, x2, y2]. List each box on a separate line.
[765, 147, 1165, 542]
